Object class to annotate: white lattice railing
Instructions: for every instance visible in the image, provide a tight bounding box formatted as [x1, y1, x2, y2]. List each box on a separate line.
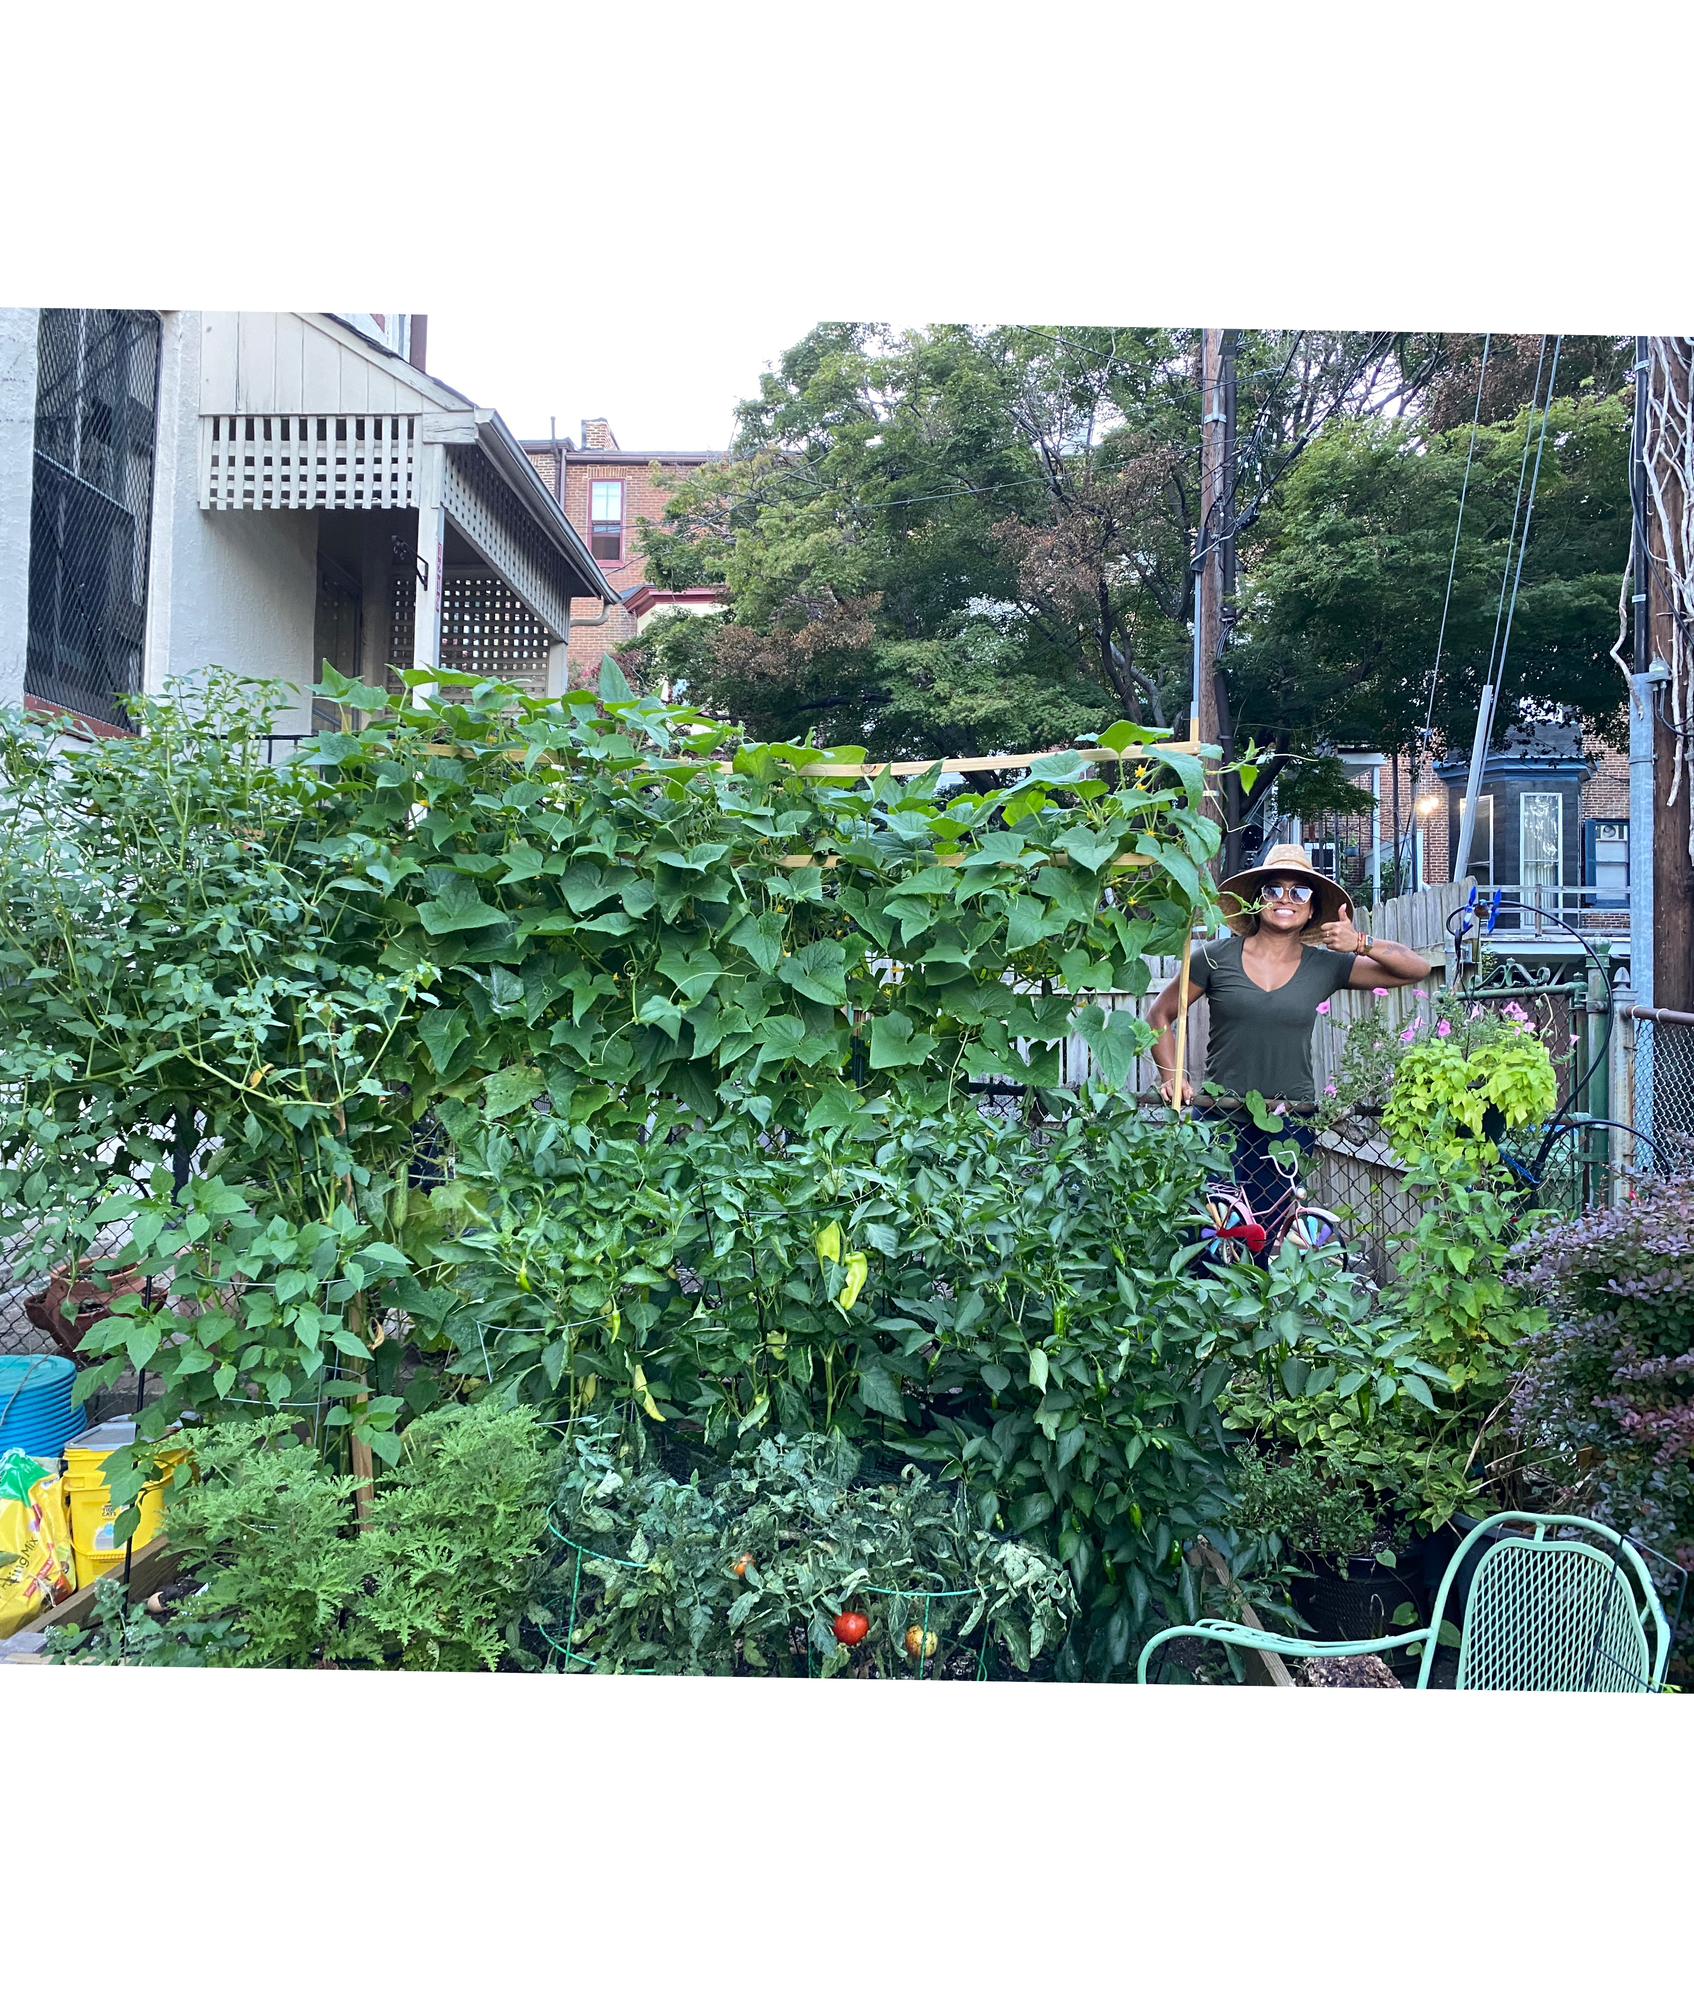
[199, 414, 417, 510]
[388, 568, 552, 697]
[442, 446, 577, 637]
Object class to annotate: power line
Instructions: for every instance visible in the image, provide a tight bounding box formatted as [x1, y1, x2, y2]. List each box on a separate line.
[1394, 334, 1493, 886]
[1451, 336, 1564, 884]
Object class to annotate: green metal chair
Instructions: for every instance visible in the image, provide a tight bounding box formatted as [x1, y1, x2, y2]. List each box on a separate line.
[1137, 1512, 1675, 1691]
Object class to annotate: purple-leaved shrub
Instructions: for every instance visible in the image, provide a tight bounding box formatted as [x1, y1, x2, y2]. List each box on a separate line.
[1512, 1177, 1694, 1586]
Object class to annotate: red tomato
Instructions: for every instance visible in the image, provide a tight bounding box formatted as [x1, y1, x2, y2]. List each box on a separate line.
[833, 1611, 870, 1646]
[733, 1555, 752, 1578]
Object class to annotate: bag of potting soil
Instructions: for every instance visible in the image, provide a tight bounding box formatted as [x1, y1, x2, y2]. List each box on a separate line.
[0, 1447, 76, 1639]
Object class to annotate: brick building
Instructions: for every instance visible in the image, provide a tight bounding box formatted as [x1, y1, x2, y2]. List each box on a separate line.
[523, 420, 726, 684]
[1285, 717, 1632, 958]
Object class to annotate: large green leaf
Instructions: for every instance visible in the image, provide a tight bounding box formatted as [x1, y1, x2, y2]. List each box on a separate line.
[1078, 1004, 1147, 1091]
[418, 879, 506, 935]
[483, 1064, 545, 1119]
[778, 938, 847, 1007]
[869, 1009, 938, 1070]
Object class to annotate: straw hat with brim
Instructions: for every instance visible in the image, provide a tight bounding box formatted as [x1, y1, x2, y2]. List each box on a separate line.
[1216, 842, 1349, 937]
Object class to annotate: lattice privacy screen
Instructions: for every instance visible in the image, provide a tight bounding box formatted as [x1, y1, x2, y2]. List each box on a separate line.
[388, 568, 551, 698]
[200, 414, 417, 510]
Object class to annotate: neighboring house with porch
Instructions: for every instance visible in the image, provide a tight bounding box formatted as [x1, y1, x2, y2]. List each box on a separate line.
[522, 419, 726, 685]
[0, 308, 620, 745]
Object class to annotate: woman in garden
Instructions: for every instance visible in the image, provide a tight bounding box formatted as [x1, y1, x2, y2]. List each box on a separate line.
[1146, 843, 1432, 1236]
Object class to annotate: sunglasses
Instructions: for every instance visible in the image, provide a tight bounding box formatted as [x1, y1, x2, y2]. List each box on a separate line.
[1259, 883, 1314, 906]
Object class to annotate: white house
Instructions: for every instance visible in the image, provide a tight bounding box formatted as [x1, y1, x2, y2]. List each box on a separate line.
[0, 308, 620, 742]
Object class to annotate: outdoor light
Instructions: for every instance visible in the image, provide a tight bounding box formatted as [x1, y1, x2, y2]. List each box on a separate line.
[1415, 792, 1440, 817]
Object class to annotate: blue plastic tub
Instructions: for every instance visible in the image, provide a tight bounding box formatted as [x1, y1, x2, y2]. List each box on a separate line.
[0, 1354, 82, 1460]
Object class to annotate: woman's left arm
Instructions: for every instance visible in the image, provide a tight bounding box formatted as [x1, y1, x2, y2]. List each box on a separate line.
[1310, 902, 1433, 989]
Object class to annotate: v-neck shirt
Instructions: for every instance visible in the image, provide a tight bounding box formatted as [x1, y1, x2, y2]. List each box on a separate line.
[1189, 933, 1357, 1103]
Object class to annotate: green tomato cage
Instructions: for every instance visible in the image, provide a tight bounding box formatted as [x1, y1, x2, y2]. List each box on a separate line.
[541, 1509, 994, 1680]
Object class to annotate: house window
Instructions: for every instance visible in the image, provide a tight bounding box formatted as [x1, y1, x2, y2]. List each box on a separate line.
[1520, 791, 1564, 926]
[1584, 818, 1629, 908]
[25, 309, 162, 730]
[590, 479, 625, 562]
[1469, 794, 1495, 887]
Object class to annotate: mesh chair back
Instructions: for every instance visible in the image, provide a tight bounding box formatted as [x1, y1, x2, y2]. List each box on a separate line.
[1456, 1534, 1654, 1692]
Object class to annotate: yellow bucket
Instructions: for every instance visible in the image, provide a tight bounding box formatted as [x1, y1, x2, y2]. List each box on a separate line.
[61, 1420, 168, 1589]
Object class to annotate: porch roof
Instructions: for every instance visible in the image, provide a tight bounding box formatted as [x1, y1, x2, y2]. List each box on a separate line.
[197, 312, 621, 614]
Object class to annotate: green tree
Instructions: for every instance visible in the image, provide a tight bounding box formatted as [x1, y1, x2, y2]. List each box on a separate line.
[639, 325, 1460, 762]
[636, 321, 1627, 865]
[1236, 390, 1633, 775]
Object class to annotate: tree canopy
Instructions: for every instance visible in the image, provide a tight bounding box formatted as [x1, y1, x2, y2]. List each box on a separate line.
[1237, 388, 1634, 762]
[627, 325, 1633, 850]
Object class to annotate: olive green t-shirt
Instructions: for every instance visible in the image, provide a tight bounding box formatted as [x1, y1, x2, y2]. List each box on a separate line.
[1190, 934, 1357, 1103]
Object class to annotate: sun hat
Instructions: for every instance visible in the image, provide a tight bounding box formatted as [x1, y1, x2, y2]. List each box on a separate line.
[1216, 842, 1348, 937]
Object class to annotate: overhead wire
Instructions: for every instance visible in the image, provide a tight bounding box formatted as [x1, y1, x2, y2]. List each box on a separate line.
[1393, 334, 1493, 887]
[1449, 336, 1564, 884]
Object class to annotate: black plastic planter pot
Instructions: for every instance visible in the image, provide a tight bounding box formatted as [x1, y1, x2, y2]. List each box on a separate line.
[1403, 1513, 1511, 1629]
[1288, 1553, 1420, 1645]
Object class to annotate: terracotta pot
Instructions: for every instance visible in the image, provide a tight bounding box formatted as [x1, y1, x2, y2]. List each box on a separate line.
[22, 1262, 164, 1366]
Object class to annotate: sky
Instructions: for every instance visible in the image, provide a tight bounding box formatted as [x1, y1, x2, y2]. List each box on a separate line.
[426, 300, 821, 452]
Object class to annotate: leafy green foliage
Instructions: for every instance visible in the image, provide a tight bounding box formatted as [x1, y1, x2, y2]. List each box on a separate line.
[345, 1399, 559, 1670]
[546, 1427, 1077, 1678]
[45, 1575, 246, 1667]
[0, 665, 1219, 1479]
[639, 323, 1205, 745]
[1227, 1447, 1382, 1565]
[1241, 393, 1632, 758]
[48, 1404, 558, 1669]
[145, 1419, 363, 1667]
[1380, 1009, 1558, 1171]
[1225, 1165, 1549, 1534]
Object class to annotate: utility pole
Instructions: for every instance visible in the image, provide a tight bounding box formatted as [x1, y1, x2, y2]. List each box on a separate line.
[1645, 337, 1694, 1015]
[1192, 329, 1237, 858]
[1192, 330, 1224, 748]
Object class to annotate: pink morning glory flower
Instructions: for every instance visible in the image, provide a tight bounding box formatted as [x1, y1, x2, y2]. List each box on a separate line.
[1315, 1000, 1331, 1015]
[1401, 1025, 1418, 1044]
[1371, 986, 1388, 997]
[1324, 1083, 1339, 1097]
[1436, 1020, 1453, 1038]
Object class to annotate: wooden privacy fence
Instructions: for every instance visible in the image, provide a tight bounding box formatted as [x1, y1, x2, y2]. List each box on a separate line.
[1049, 880, 1467, 1098]
[1030, 881, 1469, 1281]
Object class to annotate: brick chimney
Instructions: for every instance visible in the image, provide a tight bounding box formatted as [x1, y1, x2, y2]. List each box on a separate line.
[581, 418, 618, 450]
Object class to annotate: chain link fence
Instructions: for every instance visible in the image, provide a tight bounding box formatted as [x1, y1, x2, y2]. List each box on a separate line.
[1614, 1006, 1694, 1180]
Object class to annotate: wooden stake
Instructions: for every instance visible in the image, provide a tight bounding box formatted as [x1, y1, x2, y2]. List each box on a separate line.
[347, 1291, 373, 1528]
[1170, 927, 1195, 1115]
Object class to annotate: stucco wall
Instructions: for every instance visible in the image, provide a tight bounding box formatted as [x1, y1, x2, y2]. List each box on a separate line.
[0, 307, 41, 710]
[145, 313, 319, 733]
